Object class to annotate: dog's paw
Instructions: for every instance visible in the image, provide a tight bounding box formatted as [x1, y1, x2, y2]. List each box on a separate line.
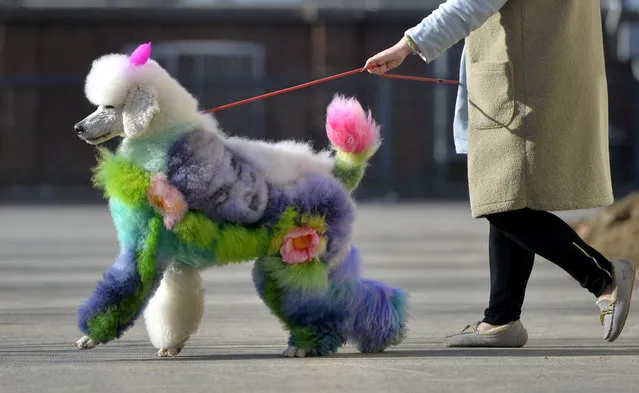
[282, 346, 307, 358]
[74, 335, 98, 350]
[157, 344, 183, 358]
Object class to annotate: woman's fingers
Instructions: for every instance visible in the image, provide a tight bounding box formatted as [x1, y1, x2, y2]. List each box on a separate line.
[364, 41, 408, 75]
[364, 55, 391, 74]
[368, 63, 388, 75]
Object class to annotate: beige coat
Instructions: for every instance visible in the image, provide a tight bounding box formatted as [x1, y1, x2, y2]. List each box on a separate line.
[464, 0, 613, 217]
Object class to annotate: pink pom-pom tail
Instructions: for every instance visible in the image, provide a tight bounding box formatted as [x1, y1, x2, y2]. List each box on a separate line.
[129, 42, 152, 67]
[325, 95, 380, 155]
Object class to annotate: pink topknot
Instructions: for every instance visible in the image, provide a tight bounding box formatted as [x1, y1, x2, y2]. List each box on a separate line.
[129, 42, 152, 66]
[325, 95, 380, 154]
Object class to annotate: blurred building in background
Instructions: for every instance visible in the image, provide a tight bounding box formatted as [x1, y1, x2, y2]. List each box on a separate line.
[0, 0, 638, 203]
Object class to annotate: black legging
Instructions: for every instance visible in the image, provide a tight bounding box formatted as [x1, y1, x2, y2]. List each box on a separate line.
[483, 208, 614, 325]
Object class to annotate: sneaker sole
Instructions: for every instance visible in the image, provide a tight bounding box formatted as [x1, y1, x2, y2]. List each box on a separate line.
[607, 261, 636, 342]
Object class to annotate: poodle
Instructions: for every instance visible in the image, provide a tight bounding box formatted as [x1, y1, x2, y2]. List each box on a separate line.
[73, 42, 408, 358]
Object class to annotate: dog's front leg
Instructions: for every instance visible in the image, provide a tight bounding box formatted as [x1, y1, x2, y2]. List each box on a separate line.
[75, 217, 164, 349]
[143, 263, 204, 357]
[74, 247, 145, 350]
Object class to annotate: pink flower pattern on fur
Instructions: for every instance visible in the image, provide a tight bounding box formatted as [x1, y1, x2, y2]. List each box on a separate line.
[280, 227, 321, 264]
[325, 95, 380, 154]
[147, 174, 188, 230]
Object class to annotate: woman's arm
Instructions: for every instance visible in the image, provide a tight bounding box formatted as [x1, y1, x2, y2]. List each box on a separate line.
[364, 0, 508, 75]
[406, 0, 509, 63]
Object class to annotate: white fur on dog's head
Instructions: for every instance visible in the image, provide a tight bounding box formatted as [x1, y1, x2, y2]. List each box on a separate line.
[76, 43, 218, 144]
[84, 53, 137, 107]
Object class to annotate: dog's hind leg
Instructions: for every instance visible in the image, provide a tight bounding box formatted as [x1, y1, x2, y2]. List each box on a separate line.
[329, 246, 408, 353]
[252, 257, 347, 357]
[143, 263, 204, 357]
[282, 304, 348, 357]
[347, 278, 408, 353]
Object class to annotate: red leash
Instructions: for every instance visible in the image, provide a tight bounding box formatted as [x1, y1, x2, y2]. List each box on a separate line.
[202, 67, 460, 114]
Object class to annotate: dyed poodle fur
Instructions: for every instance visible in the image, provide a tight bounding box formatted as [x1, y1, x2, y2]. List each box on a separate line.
[73, 43, 407, 357]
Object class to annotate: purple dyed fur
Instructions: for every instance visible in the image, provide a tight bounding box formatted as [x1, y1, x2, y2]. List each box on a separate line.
[165, 130, 404, 354]
[167, 130, 354, 262]
[331, 247, 406, 351]
[261, 174, 354, 263]
[272, 246, 405, 353]
[328, 244, 361, 283]
[167, 130, 269, 225]
[77, 249, 140, 334]
[347, 278, 403, 347]
[78, 249, 165, 339]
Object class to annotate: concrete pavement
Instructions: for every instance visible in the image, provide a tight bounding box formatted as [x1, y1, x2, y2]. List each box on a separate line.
[1, 203, 638, 393]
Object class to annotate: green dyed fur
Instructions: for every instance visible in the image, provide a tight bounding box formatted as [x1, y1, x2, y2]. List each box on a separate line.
[332, 147, 379, 191]
[86, 133, 378, 344]
[93, 148, 150, 207]
[95, 151, 270, 267]
[268, 208, 301, 255]
[256, 256, 330, 354]
[256, 258, 324, 350]
[172, 212, 220, 249]
[86, 216, 161, 342]
[260, 263, 289, 326]
[267, 207, 327, 256]
[214, 225, 269, 264]
[289, 327, 320, 352]
[260, 257, 329, 293]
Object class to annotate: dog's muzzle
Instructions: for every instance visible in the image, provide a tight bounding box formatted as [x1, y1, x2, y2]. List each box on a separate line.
[74, 122, 96, 144]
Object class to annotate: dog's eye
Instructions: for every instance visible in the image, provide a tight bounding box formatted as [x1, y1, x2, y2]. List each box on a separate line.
[104, 105, 115, 109]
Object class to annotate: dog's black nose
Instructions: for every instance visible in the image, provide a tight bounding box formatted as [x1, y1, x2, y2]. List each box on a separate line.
[74, 124, 85, 134]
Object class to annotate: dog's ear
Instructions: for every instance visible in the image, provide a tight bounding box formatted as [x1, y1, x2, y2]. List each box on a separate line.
[122, 84, 159, 138]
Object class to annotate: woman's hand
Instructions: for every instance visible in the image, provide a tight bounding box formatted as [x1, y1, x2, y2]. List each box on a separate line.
[364, 36, 412, 75]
